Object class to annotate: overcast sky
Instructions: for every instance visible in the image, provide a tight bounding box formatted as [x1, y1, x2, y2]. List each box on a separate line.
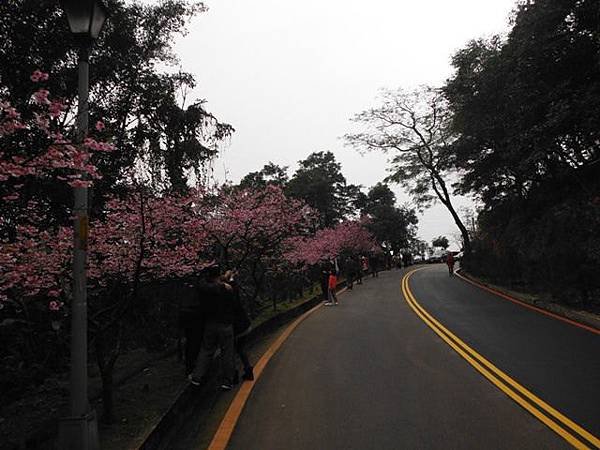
[169, 0, 516, 249]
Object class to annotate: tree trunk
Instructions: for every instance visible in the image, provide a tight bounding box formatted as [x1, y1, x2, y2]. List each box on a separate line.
[100, 370, 115, 424]
[94, 324, 123, 424]
[430, 172, 472, 253]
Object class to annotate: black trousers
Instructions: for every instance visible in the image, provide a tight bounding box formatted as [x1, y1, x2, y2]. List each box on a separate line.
[184, 324, 204, 375]
[192, 322, 235, 383]
[235, 333, 251, 370]
[180, 312, 204, 375]
[321, 281, 329, 301]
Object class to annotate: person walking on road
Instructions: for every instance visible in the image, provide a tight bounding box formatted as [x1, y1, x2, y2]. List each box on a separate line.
[325, 269, 339, 306]
[190, 265, 237, 390]
[446, 252, 455, 276]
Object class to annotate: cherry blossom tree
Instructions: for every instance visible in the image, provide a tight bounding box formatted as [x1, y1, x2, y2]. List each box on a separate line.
[1, 72, 118, 411]
[1, 72, 114, 305]
[198, 185, 317, 311]
[84, 187, 211, 421]
[284, 219, 380, 267]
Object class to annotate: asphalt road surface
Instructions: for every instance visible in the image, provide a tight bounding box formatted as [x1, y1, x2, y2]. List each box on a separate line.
[227, 266, 599, 450]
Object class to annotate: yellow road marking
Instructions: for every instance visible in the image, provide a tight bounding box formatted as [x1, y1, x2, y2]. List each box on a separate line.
[402, 269, 599, 450]
[207, 288, 347, 450]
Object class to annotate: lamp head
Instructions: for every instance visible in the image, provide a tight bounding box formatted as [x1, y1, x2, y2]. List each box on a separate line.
[61, 0, 108, 40]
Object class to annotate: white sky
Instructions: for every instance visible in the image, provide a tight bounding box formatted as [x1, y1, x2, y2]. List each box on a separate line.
[169, 0, 516, 249]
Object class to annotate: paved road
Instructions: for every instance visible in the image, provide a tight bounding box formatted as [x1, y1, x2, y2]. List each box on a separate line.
[227, 266, 599, 449]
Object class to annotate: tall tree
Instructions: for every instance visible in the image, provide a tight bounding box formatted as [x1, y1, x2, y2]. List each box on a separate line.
[362, 183, 417, 255]
[239, 162, 289, 190]
[445, 0, 599, 204]
[345, 87, 472, 252]
[286, 151, 361, 228]
[432, 236, 449, 249]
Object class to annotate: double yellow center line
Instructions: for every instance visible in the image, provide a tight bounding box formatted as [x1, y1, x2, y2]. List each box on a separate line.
[402, 269, 599, 450]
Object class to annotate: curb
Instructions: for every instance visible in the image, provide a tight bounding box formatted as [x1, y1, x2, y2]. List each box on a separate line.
[456, 269, 600, 334]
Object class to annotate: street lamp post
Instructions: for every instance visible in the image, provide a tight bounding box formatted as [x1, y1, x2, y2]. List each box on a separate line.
[58, 2, 107, 449]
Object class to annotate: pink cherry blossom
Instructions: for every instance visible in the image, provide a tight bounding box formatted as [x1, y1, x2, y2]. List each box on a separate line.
[30, 70, 49, 82]
[2, 193, 19, 201]
[32, 89, 50, 105]
[48, 100, 65, 119]
[68, 179, 92, 188]
[284, 218, 379, 267]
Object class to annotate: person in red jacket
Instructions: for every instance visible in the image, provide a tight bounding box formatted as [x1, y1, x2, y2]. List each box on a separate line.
[325, 270, 339, 306]
[446, 252, 455, 276]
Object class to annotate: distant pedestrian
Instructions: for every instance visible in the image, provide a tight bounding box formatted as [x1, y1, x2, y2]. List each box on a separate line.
[402, 253, 410, 268]
[446, 252, 455, 276]
[190, 265, 237, 390]
[225, 270, 254, 382]
[325, 270, 339, 306]
[320, 263, 331, 303]
[355, 256, 363, 285]
[344, 256, 356, 290]
[369, 255, 379, 278]
[361, 256, 369, 276]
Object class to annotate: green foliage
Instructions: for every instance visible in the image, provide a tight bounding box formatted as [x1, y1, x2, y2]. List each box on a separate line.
[286, 151, 363, 228]
[447, 0, 600, 304]
[362, 183, 418, 254]
[445, 0, 599, 202]
[432, 236, 449, 249]
[239, 162, 289, 190]
[463, 174, 600, 304]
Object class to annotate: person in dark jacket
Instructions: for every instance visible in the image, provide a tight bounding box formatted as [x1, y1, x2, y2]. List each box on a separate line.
[446, 252, 455, 276]
[224, 270, 254, 382]
[179, 278, 205, 376]
[320, 263, 331, 302]
[369, 254, 379, 278]
[343, 255, 356, 290]
[355, 256, 363, 285]
[189, 265, 236, 390]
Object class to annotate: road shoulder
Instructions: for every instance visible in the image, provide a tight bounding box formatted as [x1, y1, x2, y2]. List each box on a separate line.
[457, 269, 600, 333]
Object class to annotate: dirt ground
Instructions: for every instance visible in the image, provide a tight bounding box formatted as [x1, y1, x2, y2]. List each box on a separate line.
[96, 354, 186, 450]
[0, 344, 185, 450]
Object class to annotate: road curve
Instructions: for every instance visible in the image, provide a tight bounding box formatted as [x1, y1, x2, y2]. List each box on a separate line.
[225, 267, 596, 449]
[407, 265, 599, 447]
